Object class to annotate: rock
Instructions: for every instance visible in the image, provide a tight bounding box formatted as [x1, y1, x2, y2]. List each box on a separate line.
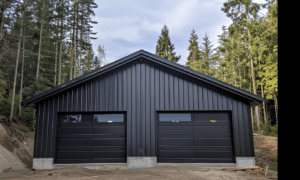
[3, 167, 12, 172]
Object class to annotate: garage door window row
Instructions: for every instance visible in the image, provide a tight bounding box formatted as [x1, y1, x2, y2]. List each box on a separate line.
[60, 114, 124, 123]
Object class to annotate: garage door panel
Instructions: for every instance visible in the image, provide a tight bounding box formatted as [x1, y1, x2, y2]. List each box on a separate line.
[195, 150, 233, 158]
[158, 150, 194, 158]
[55, 113, 126, 164]
[91, 158, 126, 163]
[57, 139, 91, 147]
[194, 158, 234, 163]
[158, 126, 193, 134]
[59, 127, 91, 134]
[195, 138, 232, 146]
[194, 126, 231, 133]
[56, 151, 91, 159]
[91, 138, 125, 146]
[93, 126, 125, 134]
[158, 138, 194, 146]
[91, 150, 126, 158]
[157, 111, 234, 163]
[194, 112, 230, 122]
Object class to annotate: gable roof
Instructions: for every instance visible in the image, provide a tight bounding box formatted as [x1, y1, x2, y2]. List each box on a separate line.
[21, 49, 267, 107]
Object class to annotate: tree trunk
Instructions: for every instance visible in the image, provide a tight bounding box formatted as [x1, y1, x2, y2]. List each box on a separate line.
[73, 1, 79, 79]
[19, 26, 25, 116]
[54, 41, 58, 86]
[0, 11, 3, 40]
[58, 11, 63, 85]
[249, 82, 254, 128]
[78, 6, 82, 76]
[273, 89, 278, 125]
[246, 8, 260, 130]
[261, 84, 267, 124]
[54, 20, 59, 86]
[10, 12, 24, 122]
[70, 14, 75, 80]
[36, 1, 44, 80]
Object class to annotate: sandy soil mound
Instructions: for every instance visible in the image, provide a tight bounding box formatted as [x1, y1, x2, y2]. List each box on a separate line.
[0, 120, 35, 172]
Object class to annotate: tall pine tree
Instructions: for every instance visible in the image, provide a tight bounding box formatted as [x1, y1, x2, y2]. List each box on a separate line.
[186, 29, 201, 69]
[155, 24, 181, 63]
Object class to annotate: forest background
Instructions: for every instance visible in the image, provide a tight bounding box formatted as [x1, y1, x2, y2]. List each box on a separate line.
[0, 0, 277, 136]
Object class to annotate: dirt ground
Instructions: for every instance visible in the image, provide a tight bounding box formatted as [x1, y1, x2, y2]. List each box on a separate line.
[253, 131, 278, 169]
[0, 121, 278, 180]
[0, 166, 278, 180]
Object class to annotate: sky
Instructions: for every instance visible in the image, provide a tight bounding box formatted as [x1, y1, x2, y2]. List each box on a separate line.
[90, 0, 268, 66]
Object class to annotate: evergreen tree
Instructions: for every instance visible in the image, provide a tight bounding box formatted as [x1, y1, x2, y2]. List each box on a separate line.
[155, 24, 181, 62]
[199, 33, 218, 77]
[186, 29, 201, 69]
[222, 0, 263, 130]
[82, 42, 94, 74]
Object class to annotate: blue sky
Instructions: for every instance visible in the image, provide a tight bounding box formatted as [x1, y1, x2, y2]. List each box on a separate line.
[90, 0, 267, 65]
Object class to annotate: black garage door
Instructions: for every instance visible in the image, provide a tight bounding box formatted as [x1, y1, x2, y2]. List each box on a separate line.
[157, 111, 235, 163]
[55, 113, 126, 163]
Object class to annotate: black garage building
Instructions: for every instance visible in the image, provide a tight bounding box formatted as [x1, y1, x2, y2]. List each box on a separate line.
[22, 50, 266, 168]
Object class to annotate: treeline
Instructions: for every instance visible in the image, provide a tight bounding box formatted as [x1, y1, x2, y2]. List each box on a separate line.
[0, 0, 107, 127]
[1, 0, 277, 135]
[155, 0, 278, 134]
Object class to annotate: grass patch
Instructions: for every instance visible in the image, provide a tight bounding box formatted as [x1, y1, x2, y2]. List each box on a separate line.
[21, 126, 31, 132]
[259, 161, 266, 168]
[270, 153, 278, 170]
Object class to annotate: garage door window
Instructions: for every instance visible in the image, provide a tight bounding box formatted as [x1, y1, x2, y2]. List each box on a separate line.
[93, 114, 124, 123]
[61, 114, 82, 123]
[159, 113, 191, 122]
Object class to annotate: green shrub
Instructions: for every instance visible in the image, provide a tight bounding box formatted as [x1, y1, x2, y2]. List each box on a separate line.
[260, 121, 278, 137]
[259, 161, 266, 168]
[270, 153, 278, 170]
[21, 126, 30, 132]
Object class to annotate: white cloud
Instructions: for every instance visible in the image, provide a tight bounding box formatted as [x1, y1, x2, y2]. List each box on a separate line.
[91, 0, 264, 65]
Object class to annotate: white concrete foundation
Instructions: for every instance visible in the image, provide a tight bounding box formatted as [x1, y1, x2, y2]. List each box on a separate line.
[33, 157, 256, 169]
[235, 157, 256, 168]
[127, 157, 157, 168]
[33, 158, 54, 169]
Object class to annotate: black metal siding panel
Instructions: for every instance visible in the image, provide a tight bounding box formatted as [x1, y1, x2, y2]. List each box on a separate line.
[183, 80, 188, 110]
[173, 76, 179, 110]
[145, 64, 151, 156]
[39, 101, 46, 157]
[126, 67, 132, 156]
[237, 100, 246, 155]
[34, 58, 255, 159]
[193, 84, 198, 110]
[247, 103, 255, 157]
[243, 103, 251, 157]
[164, 73, 169, 111]
[198, 84, 203, 110]
[150, 66, 156, 156]
[188, 82, 193, 110]
[33, 103, 40, 158]
[178, 78, 183, 110]
[118, 71, 122, 111]
[231, 99, 241, 156]
[159, 70, 164, 110]
[131, 65, 136, 156]
[136, 63, 141, 156]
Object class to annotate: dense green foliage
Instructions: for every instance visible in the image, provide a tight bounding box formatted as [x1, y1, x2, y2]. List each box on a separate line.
[0, 0, 102, 127]
[185, 0, 278, 132]
[155, 24, 181, 63]
[1, 0, 277, 134]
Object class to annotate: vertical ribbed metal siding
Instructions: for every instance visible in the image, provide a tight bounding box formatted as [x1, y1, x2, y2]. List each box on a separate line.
[33, 58, 254, 159]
